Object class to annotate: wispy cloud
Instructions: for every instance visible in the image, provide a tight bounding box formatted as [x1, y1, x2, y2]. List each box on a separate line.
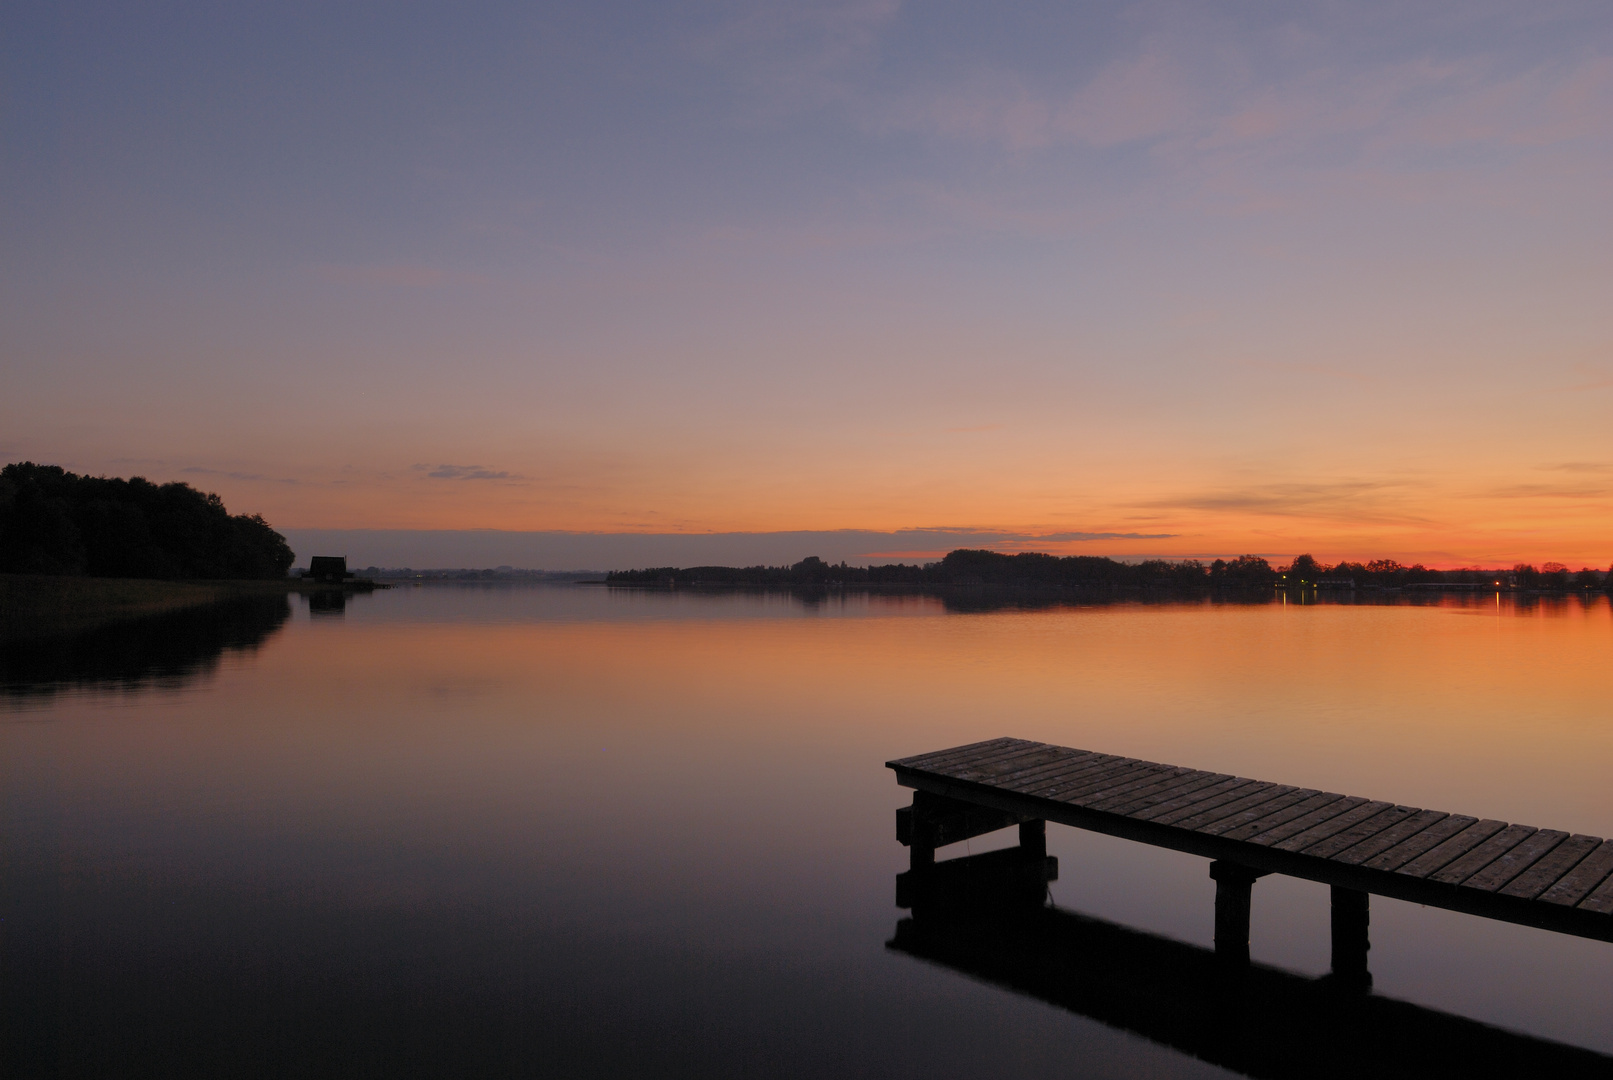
[1482, 481, 1613, 499]
[1536, 461, 1613, 473]
[181, 466, 301, 485]
[864, 526, 1179, 552]
[862, 27, 1613, 160]
[752, 8, 1613, 234]
[1141, 480, 1436, 526]
[689, 0, 902, 115]
[413, 464, 527, 482]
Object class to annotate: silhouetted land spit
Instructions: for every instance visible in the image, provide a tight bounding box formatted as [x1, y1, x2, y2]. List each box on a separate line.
[0, 462, 294, 579]
[607, 550, 1613, 592]
[0, 574, 379, 643]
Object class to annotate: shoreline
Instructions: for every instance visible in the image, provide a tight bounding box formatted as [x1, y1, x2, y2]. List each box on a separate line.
[0, 574, 384, 642]
[600, 580, 1607, 599]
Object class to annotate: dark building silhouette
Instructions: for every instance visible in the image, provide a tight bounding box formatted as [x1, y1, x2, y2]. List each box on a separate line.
[305, 556, 354, 583]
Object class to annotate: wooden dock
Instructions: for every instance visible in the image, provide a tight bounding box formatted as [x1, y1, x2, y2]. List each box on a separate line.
[889, 737, 1613, 983]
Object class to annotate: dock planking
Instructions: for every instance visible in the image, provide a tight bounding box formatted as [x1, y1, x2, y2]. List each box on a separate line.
[889, 738, 1613, 945]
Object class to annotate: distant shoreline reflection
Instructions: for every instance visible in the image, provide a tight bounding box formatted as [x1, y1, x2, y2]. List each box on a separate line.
[1, 595, 292, 702]
[602, 583, 1608, 616]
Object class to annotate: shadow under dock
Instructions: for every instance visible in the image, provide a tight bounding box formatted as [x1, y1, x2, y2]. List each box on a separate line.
[890, 845, 1613, 1079]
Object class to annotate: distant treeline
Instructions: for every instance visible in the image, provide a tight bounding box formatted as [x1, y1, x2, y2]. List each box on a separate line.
[606, 550, 1613, 591]
[357, 567, 602, 582]
[0, 462, 294, 580]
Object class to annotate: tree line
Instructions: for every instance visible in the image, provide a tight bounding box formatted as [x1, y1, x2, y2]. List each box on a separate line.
[0, 462, 295, 580]
[606, 549, 1613, 591]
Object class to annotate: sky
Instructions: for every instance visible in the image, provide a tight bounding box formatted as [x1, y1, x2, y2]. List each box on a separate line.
[4, 1, 1612, 568]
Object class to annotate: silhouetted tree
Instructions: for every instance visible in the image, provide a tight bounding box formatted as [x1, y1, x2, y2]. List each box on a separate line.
[1211, 555, 1276, 586]
[0, 462, 294, 579]
[1282, 554, 1323, 584]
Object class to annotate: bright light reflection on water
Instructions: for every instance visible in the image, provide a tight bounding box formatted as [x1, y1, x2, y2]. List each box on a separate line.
[3, 585, 1612, 1077]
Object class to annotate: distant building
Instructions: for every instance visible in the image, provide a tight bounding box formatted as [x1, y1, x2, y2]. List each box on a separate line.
[305, 556, 354, 583]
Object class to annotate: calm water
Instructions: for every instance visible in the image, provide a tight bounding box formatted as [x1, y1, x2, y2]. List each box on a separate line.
[4, 585, 1613, 1077]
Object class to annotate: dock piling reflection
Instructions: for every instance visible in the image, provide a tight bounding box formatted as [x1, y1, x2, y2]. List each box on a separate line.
[888, 874, 1611, 1079]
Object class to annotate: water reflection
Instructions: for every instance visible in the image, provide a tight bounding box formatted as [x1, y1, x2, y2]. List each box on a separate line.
[890, 854, 1613, 1078]
[603, 583, 1612, 617]
[6, 585, 1613, 1076]
[305, 589, 348, 617]
[0, 595, 291, 702]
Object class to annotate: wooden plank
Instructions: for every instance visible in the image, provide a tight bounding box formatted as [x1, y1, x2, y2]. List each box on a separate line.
[1577, 869, 1613, 915]
[1002, 756, 1137, 799]
[1133, 777, 1259, 824]
[1500, 834, 1603, 900]
[1297, 804, 1419, 859]
[967, 747, 1109, 789]
[984, 751, 1119, 794]
[1332, 809, 1450, 866]
[1066, 764, 1188, 806]
[985, 749, 1108, 790]
[1272, 800, 1394, 853]
[1029, 760, 1156, 801]
[1394, 819, 1507, 879]
[945, 747, 1096, 790]
[1091, 769, 1231, 815]
[897, 737, 1036, 773]
[1429, 824, 1537, 886]
[1216, 792, 1346, 842]
[925, 738, 1053, 773]
[1147, 779, 1272, 826]
[890, 737, 1018, 770]
[1004, 756, 1136, 797]
[1248, 797, 1369, 848]
[1081, 768, 1217, 813]
[1148, 780, 1274, 826]
[1081, 765, 1208, 805]
[1358, 814, 1474, 871]
[1048, 760, 1177, 798]
[1063, 766, 1192, 809]
[941, 743, 1074, 783]
[1540, 840, 1613, 907]
[1190, 786, 1309, 834]
[1462, 829, 1567, 893]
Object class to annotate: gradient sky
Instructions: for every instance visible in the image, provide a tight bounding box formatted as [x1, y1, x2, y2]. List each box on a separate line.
[4, 2, 1612, 566]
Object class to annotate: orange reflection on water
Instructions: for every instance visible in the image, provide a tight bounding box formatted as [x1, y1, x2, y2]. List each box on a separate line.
[8, 587, 1613, 1064]
[144, 590, 1612, 837]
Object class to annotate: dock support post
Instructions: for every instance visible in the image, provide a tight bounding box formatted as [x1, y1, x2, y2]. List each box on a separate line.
[905, 791, 937, 869]
[1019, 819, 1046, 858]
[1329, 886, 1372, 990]
[1210, 861, 1262, 967]
[909, 826, 935, 870]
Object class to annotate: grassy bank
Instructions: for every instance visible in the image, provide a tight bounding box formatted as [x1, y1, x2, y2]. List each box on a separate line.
[0, 574, 375, 642]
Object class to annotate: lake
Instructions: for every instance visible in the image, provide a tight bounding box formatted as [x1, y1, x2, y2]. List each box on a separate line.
[4, 584, 1613, 1077]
